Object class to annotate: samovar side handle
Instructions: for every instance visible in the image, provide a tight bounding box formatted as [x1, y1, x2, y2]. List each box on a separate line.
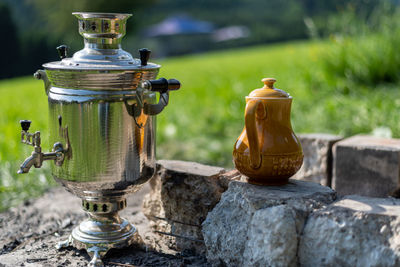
[142, 78, 181, 115]
[244, 99, 265, 169]
[34, 69, 51, 95]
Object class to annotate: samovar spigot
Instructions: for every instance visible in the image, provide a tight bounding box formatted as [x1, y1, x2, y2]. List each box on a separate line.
[18, 120, 66, 174]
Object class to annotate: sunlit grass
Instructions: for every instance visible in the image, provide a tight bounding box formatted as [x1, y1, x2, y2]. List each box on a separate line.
[156, 41, 326, 167]
[0, 76, 53, 211]
[156, 40, 400, 166]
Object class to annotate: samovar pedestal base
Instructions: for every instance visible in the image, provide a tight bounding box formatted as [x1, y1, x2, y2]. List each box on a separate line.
[56, 198, 137, 267]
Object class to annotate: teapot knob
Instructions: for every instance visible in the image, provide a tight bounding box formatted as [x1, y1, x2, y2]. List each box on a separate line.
[262, 78, 276, 89]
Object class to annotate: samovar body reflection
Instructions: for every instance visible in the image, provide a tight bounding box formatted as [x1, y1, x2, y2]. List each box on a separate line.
[18, 12, 180, 266]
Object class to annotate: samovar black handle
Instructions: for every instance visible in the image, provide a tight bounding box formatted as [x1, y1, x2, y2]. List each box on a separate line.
[139, 48, 151, 66]
[144, 78, 180, 93]
[142, 78, 181, 115]
[56, 45, 69, 59]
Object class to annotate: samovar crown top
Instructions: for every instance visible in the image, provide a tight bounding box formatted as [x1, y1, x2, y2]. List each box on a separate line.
[42, 12, 160, 71]
[72, 12, 132, 19]
[72, 12, 131, 49]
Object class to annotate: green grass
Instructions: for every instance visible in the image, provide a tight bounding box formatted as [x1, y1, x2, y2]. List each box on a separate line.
[1, 39, 399, 211]
[155, 41, 325, 166]
[156, 40, 400, 165]
[0, 77, 54, 211]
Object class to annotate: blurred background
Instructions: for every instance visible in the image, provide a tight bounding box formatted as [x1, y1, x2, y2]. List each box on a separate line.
[1, 0, 400, 210]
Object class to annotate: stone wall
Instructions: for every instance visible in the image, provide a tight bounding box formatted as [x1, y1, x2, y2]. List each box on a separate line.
[142, 160, 242, 254]
[292, 133, 342, 187]
[143, 132, 400, 265]
[202, 180, 336, 266]
[142, 159, 400, 267]
[299, 195, 400, 266]
[203, 181, 400, 267]
[332, 135, 400, 197]
[293, 134, 400, 198]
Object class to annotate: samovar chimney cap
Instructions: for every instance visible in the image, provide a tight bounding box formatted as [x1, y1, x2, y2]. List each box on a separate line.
[43, 12, 160, 72]
[72, 12, 132, 50]
[72, 12, 132, 19]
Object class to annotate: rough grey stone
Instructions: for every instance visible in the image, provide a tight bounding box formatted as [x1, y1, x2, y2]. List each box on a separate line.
[332, 135, 400, 197]
[293, 133, 342, 186]
[244, 205, 299, 267]
[142, 160, 241, 255]
[202, 179, 336, 266]
[299, 195, 400, 267]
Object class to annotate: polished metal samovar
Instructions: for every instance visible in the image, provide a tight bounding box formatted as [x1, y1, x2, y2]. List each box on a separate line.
[18, 12, 180, 266]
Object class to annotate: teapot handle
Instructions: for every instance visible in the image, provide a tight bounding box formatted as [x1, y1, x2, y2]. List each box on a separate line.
[245, 100, 266, 169]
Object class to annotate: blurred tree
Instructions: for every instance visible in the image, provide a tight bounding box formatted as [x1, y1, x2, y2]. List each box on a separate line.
[27, 0, 155, 50]
[0, 0, 391, 78]
[0, 0, 155, 78]
[300, 0, 387, 38]
[0, 2, 19, 78]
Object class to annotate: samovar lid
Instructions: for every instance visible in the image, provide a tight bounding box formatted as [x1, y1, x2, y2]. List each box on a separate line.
[43, 12, 159, 71]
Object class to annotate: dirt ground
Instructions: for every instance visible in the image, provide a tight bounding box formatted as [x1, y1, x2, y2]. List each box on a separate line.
[0, 185, 209, 267]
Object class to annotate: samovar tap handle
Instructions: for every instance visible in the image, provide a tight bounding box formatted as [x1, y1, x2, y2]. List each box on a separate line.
[141, 78, 181, 115]
[17, 120, 66, 174]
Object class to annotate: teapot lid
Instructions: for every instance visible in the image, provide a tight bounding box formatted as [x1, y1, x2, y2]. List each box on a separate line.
[248, 78, 290, 98]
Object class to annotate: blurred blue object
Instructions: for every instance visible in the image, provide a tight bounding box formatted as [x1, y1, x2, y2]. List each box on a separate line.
[145, 14, 214, 37]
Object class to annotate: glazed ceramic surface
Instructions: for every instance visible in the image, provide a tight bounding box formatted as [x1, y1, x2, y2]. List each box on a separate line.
[233, 78, 303, 185]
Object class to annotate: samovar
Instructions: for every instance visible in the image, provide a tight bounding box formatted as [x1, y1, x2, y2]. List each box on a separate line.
[17, 12, 180, 266]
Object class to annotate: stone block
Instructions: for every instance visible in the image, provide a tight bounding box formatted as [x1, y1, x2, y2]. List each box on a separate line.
[292, 133, 342, 186]
[142, 160, 241, 254]
[201, 179, 336, 266]
[299, 195, 400, 267]
[332, 135, 400, 197]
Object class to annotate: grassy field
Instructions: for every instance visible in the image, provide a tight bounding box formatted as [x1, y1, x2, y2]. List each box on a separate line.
[1, 39, 399, 210]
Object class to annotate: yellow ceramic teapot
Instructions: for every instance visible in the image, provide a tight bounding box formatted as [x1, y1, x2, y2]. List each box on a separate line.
[233, 78, 303, 185]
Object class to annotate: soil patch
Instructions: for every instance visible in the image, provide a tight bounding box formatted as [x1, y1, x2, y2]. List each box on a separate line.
[0, 185, 208, 266]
